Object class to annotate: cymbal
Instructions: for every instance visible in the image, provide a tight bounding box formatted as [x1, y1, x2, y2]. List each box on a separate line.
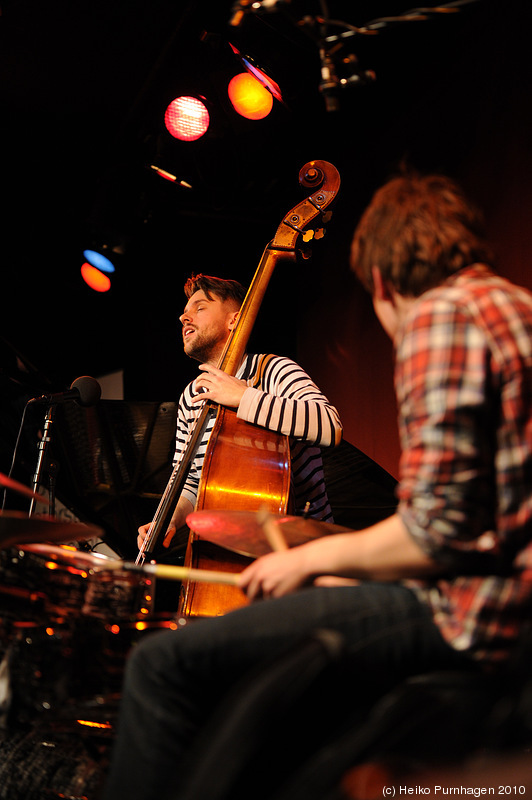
[0, 511, 103, 550]
[18, 542, 113, 569]
[186, 509, 351, 558]
[0, 472, 48, 506]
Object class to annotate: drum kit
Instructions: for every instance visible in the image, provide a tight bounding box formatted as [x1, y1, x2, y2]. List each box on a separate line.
[0, 474, 344, 722]
[0, 471, 345, 799]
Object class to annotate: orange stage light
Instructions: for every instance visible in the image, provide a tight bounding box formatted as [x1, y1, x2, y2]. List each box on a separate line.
[227, 73, 273, 120]
[81, 262, 112, 292]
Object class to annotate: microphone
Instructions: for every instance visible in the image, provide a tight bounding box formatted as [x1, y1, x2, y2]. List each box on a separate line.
[318, 47, 340, 112]
[29, 376, 102, 407]
[319, 47, 377, 111]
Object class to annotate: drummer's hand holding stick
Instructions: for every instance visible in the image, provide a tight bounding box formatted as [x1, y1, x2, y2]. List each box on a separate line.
[239, 509, 359, 600]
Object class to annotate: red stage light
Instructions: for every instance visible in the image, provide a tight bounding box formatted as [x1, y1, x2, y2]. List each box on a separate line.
[164, 96, 210, 141]
[227, 73, 273, 120]
[81, 262, 111, 292]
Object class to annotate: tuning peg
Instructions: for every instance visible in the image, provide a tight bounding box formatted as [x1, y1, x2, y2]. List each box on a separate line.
[314, 228, 326, 240]
[322, 211, 332, 223]
[302, 230, 315, 242]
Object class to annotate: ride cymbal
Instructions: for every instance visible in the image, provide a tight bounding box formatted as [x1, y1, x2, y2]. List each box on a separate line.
[186, 509, 350, 558]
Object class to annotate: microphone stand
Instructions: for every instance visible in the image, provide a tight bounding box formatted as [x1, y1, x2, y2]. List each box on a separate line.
[47, 460, 59, 517]
[29, 405, 54, 517]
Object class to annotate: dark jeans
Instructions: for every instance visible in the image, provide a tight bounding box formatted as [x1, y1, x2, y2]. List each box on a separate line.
[102, 583, 474, 800]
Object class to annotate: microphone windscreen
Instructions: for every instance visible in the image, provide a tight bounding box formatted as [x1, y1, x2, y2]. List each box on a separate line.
[70, 376, 102, 407]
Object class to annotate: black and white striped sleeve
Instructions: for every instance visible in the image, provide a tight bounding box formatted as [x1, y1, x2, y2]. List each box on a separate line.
[172, 379, 215, 507]
[236, 356, 342, 447]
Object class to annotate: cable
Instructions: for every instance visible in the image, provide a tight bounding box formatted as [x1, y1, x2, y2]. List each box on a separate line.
[321, 0, 483, 42]
[1, 400, 32, 512]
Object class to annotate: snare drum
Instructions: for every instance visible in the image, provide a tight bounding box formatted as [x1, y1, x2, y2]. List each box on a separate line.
[4, 544, 155, 623]
[1, 544, 184, 728]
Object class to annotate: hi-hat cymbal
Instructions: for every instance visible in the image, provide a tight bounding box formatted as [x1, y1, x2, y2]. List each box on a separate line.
[0, 511, 103, 549]
[18, 542, 113, 569]
[0, 472, 48, 506]
[186, 509, 351, 558]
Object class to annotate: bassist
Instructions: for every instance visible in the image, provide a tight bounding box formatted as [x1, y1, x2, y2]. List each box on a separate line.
[137, 273, 343, 554]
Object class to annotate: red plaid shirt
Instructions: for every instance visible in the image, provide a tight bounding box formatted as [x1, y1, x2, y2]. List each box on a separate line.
[396, 264, 532, 665]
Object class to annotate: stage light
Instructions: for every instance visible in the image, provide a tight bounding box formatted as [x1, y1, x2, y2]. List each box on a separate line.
[81, 263, 112, 293]
[149, 165, 193, 188]
[164, 96, 210, 141]
[227, 72, 273, 120]
[229, 43, 284, 104]
[83, 249, 116, 273]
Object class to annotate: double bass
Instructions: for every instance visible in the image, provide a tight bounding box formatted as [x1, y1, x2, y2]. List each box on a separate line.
[138, 160, 341, 618]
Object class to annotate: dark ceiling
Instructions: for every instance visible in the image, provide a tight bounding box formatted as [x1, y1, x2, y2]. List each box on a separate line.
[1, 0, 527, 401]
[3, 0, 532, 538]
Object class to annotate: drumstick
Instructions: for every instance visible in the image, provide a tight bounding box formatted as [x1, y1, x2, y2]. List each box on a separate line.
[256, 506, 289, 552]
[147, 563, 241, 586]
[96, 559, 242, 586]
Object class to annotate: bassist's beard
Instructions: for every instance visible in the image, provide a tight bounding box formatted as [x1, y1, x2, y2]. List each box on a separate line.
[184, 331, 224, 364]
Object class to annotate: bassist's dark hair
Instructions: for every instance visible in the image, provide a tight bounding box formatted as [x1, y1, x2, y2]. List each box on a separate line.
[184, 274, 246, 309]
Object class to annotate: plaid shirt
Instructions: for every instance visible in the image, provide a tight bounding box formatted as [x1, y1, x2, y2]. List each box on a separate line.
[397, 264, 532, 665]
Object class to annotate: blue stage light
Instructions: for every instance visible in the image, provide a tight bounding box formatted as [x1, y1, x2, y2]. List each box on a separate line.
[83, 249, 116, 273]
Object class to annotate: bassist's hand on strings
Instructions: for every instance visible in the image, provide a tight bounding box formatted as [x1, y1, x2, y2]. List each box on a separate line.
[137, 522, 176, 550]
[137, 497, 194, 551]
[192, 364, 247, 408]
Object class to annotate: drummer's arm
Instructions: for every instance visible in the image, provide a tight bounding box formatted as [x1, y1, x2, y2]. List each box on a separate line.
[239, 514, 439, 599]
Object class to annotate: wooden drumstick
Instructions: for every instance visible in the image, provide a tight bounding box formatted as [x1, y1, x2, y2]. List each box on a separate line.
[256, 506, 289, 552]
[96, 559, 242, 586]
[147, 563, 241, 586]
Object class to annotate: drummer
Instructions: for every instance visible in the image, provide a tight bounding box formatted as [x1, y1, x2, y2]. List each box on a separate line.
[103, 173, 532, 798]
[137, 273, 343, 553]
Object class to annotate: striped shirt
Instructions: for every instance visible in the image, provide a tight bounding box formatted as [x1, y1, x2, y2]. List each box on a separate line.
[397, 265, 532, 665]
[174, 354, 342, 521]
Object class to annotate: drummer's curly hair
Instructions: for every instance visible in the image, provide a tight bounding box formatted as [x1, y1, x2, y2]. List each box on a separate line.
[351, 172, 495, 297]
[184, 273, 246, 309]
